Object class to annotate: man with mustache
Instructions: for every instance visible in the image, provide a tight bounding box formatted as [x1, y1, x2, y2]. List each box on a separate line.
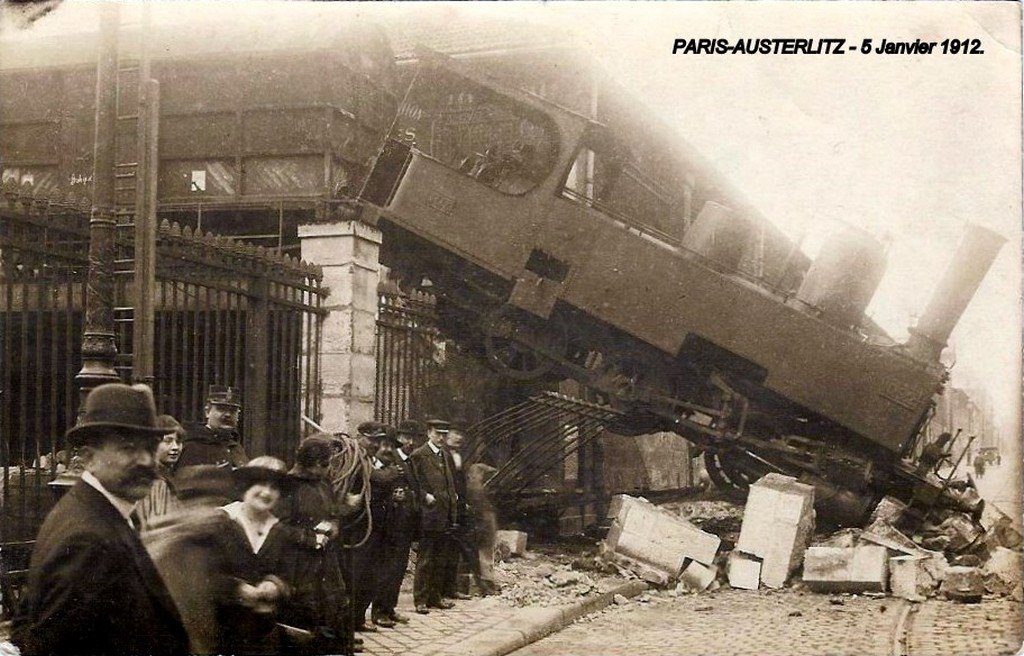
[12, 383, 189, 656]
[178, 385, 248, 468]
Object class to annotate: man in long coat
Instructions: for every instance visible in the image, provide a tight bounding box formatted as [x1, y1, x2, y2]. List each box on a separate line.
[371, 423, 423, 626]
[12, 383, 190, 656]
[409, 419, 459, 613]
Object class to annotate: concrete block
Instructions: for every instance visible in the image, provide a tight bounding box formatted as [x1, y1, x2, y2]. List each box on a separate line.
[678, 560, 718, 592]
[496, 530, 528, 557]
[603, 495, 720, 577]
[803, 546, 888, 593]
[736, 473, 815, 588]
[727, 551, 762, 590]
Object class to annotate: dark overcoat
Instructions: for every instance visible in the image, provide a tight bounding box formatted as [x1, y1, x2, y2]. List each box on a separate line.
[12, 481, 189, 656]
[409, 443, 458, 534]
[178, 422, 249, 468]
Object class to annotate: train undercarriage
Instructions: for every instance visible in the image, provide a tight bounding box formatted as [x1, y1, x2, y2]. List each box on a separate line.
[382, 224, 976, 528]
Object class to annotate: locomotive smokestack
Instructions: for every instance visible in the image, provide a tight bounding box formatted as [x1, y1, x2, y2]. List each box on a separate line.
[906, 224, 1005, 362]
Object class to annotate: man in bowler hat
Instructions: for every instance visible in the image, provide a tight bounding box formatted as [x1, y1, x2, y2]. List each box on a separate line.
[372, 420, 424, 625]
[178, 385, 248, 468]
[12, 383, 189, 656]
[409, 419, 459, 614]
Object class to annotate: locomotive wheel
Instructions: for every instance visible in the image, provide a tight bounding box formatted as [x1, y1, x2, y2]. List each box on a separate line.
[704, 451, 748, 497]
[481, 306, 567, 381]
[704, 449, 772, 497]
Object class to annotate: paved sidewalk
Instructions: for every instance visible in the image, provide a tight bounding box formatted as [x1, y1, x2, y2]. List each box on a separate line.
[361, 581, 648, 656]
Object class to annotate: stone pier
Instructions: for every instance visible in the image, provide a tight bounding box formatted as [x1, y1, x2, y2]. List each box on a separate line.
[298, 220, 382, 434]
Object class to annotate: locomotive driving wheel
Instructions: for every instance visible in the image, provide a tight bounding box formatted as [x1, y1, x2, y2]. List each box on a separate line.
[481, 306, 568, 381]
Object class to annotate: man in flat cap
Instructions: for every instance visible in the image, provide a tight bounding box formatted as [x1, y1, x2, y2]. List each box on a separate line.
[409, 419, 460, 613]
[178, 385, 248, 468]
[12, 383, 189, 656]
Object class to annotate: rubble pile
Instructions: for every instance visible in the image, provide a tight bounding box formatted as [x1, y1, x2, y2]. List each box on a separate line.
[596, 474, 1022, 605]
[493, 542, 620, 608]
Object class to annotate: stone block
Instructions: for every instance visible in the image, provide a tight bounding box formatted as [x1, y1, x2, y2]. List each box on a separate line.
[736, 473, 815, 588]
[940, 566, 985, 602]
[678, 560, 718, 592]
[727, 552, 761, 590]
[869, 496, 908, 525]
[982, 547, 1023, 596]
[890, 555, 942, 601]
[803, 546, 888, 593]
[603, 495, 720, 577]
[862, 521, 926, 556]
[496, 530, 528, 557]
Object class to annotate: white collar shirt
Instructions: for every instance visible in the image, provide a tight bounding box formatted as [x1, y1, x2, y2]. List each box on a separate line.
[82, 470, 138, 527]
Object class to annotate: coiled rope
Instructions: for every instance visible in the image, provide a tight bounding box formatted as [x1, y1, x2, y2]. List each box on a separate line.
[327, 433, 374, 548]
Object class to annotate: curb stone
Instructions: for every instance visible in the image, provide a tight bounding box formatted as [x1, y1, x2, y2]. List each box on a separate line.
[426, 580, 649, 656]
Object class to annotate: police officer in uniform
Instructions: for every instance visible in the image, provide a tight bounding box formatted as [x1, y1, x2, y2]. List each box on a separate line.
[178, 385, 248, 468]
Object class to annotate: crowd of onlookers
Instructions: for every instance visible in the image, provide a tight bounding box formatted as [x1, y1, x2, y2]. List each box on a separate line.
[10, 383, 500, 656]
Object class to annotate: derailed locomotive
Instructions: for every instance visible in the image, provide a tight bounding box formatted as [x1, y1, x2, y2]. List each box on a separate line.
[358, 53, 1004, 525]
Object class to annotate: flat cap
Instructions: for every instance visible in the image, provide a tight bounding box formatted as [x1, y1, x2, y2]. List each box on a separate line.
[425, 418, 450, 433]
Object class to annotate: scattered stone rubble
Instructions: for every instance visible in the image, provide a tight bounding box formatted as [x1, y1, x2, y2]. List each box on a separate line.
[596, 474, 1022, 605]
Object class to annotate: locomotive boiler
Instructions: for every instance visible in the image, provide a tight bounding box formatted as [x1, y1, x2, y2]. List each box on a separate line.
[358, 53, 1004, 525]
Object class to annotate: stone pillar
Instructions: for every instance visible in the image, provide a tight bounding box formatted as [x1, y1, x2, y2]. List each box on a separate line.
[298, 220, 381, 434]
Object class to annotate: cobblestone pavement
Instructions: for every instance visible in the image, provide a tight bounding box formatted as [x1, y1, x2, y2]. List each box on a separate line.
[360, 593, 505, 656]
[906, 598, 1023, 656]
[510, 589, 1024, 656]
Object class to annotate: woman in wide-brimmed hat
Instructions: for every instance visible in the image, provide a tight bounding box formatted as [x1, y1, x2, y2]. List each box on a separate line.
[212, 456, 293, 655]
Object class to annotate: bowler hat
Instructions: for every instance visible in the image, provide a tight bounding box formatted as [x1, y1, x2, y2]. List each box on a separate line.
[66, 383, 168, 447]
[206, 385, 242, 408]
[356, 421, 388, 439]
[425, 418, 450, 434]
[397, 419, 426, 437]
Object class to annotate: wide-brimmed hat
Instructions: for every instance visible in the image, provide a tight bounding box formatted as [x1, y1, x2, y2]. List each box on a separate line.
[66, 383, 168, 447]
[174, 465, 234, 502]
[206, 385, 242, 408]
[233, 456, 288, 490]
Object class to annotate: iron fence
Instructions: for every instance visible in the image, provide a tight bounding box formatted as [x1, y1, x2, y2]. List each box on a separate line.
[374, 288, 440, 427]
[0, 182, 326, 542]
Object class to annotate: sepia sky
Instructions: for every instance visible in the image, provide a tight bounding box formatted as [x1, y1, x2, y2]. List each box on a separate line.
[3, 1, 1021, 439]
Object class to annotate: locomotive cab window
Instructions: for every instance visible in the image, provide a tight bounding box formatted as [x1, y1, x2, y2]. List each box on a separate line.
[392, 65, 556, 195]
[561, 128, 673, 239]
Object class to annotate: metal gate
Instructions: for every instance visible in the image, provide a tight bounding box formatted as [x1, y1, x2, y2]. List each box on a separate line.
[374, 288, 441, 426]
[0, 183, 326, 541]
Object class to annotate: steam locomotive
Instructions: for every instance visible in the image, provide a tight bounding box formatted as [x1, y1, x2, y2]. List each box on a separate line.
[358, 53, 1004, 525]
